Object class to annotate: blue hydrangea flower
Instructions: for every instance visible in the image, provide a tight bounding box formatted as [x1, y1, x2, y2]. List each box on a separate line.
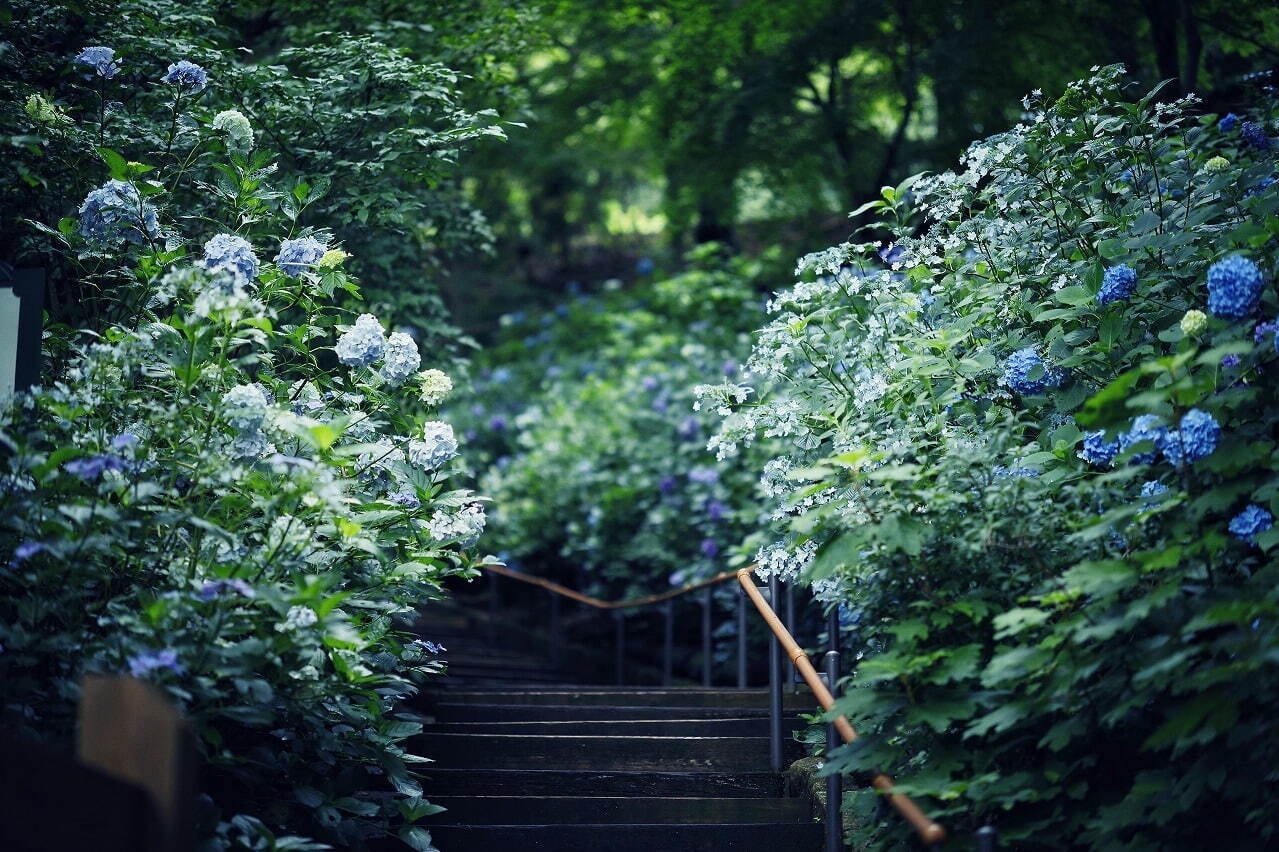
[1160, 408, 1221, 466]
[678, 416, 700, 440]
[1098, 264, 1138, 305]
[1253, 319, 1279, 342]
[700, 538, 719, 558]
[1078, 430, 1120, 466]
[992, 465, 1040, 479]
[201, 233, 260, 289]
[1244, 176, 1275, 200]
[1219, 113, 1239, 132]
[1241, 121, 1270, 150]
[74, 46, 120, 78]
[1206, 255, 1265, 319]
[1118, 168, 1134, 184]
[408, 421, 459, 470]
[1003, 348, 1065, 396]
[379, 331, 421, 386]
[78, 180, 159, 245]
[1140, 480, 1169, 500]
[1118, 414, 1167, 465]
[488, 416, 508, 432]
[706, 500, 727, 521]
[221, 384, 271, 432]
[127, 649, 185, 678]
[335, 313, 386, 367]
[64, 454, 128, 481]
[10, 541, 45, 567]
[274, 236, 326, 277]
[387, 490, 422, 509]
[1222, 354, 1242, 368]
[659, 476, 677, 494]
[1228, 504, 1273, 543]
[198, 579, 255, 600]
[161, 60, 208, 92]
[688, 467, 719, 485]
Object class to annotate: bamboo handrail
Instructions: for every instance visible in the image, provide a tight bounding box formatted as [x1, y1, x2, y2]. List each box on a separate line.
[479, 562, 738, 610]
[736, 567, 947, 848]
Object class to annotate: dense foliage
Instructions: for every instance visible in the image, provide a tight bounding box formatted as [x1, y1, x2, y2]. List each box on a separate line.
[1, 32, 489, 852]
[452, 246, 779, 599]
[704, 67, 1279, 848]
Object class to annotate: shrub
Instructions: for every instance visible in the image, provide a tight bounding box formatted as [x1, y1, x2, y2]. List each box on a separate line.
[706, 67, 1279, 848]
[0, 43, 486, 851]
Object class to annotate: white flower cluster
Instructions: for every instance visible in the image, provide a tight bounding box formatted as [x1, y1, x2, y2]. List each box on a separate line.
[754, 540, 818, 582]
[408, 421, 458, 471]
[426, 503, 486, 547]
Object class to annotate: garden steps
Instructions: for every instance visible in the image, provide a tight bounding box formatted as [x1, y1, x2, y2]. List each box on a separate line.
[412, 594, 822, 851]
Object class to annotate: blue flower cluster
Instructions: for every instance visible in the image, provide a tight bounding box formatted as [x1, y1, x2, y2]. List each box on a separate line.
[1206, 255, 1264, 319]
[128, 648, 185, 678]
[1219, 113, 1239, 132]
[78, 180, 160, 245]
[1241, 121, 1270, 150]
[75, 46, 120, 78]
[1118, 414, 1166, 464]
[1161, 409, 1221, 466]
[201, 233, 260, 290]
[1228, 504, 1273, 543]
[198, 579, 255, 600]
[336, 314, 387, 367]
[161, 59, 208, 92]
[1003, 347, 1065, 395]
[1098, 264, 1137, 305]
[274, 236, 327, 277]
[64, 453, 129, 481]
[379, 332, 421, 386]
[1078, 430, 1120, 466]
[1140, 480, 1169, 500]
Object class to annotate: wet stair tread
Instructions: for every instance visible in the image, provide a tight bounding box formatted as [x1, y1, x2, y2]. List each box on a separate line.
[425, 822, 824, 851]
[424, 795, 810, 824]
[419, 768, 786, 797]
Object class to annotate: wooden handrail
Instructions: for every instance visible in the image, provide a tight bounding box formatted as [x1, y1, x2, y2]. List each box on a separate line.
[479, 562, 738, 610]
[736, 567, 947, 847]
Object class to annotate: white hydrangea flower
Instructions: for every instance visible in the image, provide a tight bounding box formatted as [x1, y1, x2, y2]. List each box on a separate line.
[222, 384, 272, 431]
[277, 605, 318, 632]
[754, 540, 818, 582]
[379, 332, 421, 386]
[212, 109, 254, 154]
[426, 503, 486, 547]
[408, 421, 458, 470]
[417, 369, 453, 406]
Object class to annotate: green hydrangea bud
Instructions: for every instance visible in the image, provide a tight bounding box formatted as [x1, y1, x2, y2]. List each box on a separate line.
[318, 248, 348, 270]
[1204, 156, 1230, 174]
[1180, 309, 1208, 336]
[25, 93, 71, 127]
[211, 109, 254, 155]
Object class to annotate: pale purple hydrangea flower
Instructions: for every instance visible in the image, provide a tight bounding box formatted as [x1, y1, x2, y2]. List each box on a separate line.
[78, 180, 159, 245]
[128, 649, 185, 678]
[201, 233, 260, 289]
[75, 46, 120, 78]
[335, 314, 386, 367]
[274, 236, 326, 277]
[161, 60, 208, 92]
[379, 332, 421, 386]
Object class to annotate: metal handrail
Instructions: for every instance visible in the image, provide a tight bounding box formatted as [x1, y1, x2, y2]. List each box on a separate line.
[480, 562, 738, 609]
[736, 567, 947, 848]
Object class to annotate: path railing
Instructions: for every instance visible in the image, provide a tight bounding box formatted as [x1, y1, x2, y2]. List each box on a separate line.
[477, 562, 961, 850]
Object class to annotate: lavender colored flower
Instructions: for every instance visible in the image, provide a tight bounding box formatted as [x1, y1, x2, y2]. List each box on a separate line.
[1219, 113, 1239, 132]
[1222, 354, 1242, 368]
[1241, 121, 1270, 150]
[1078, 430, 1119, 466]
[10, 541, 44, 566]
[700, 538, 720, 559]
[1253, 320, 1279, 343]
[198, 578, 255, 600]
[110, 433, 139, 451]
[274, 236, 326, 277]
[74, 46, 120, 78]
[1118, 414, 1166, 465]
[488, 416, 508, 432]
[688, 467, 719, 485]
[127, 649, 185, 678]
[678, 416, 700, 440]
[658, 475, 677, 495]
[64, 454, 128, 481]
[379, 332, 421, 386]
[161, 60, 208, 92]
[1098, 264, 1137, 305]
[706, 500, 728, 521]
[335, 313, 386, 367]
[201, 233, 260, 289]
[387, 490, 421, 509]
[78, 180, 159, 245]
[641, 376, 660, 391]
[1228, 504, 1273, 543]
[1160, 408, 1221, 466]
[1206, 255, 1265, 319]
[1003, 347, 1065, 396]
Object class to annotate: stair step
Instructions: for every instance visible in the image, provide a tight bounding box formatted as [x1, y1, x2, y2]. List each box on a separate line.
[425, 718, 803, 736]
[419, 769, 784, 797]
[423, 796, 810, 825]
[420, 733, 799, 771]
[429, 702, 778, 722]
[424, 822, 823, 851]
[437, 689, 814, 708]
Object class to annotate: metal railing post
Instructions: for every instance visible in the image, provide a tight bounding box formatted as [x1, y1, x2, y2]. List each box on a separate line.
[976, 824, 998, 852]
[662, 599, 675, 686]
[785, 581, 798, 694]
[548, 589, 562, 669]
[614, 609, 626, 686]
[701, 586, 713, 687]
[825, 608, 843, 852]
[737, 586, 748, 689]
[768, 575, 783, 772]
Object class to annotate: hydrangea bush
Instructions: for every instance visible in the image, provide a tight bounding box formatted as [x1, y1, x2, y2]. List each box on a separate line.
[704, 67, 1279, 847]
[452, 247, 781, 600]
[1, 48, 485, 852]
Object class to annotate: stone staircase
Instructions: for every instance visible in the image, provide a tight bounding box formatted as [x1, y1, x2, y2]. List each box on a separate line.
[412, 597, 824, 851]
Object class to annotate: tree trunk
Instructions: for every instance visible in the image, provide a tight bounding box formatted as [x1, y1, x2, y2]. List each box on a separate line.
[1141, 0, 1183, 87]
[1181, 0, 1202, 93]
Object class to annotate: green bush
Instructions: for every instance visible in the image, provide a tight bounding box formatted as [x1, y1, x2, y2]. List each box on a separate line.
[1, 40, 487, 851]
[705, 67, 1279, 848]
